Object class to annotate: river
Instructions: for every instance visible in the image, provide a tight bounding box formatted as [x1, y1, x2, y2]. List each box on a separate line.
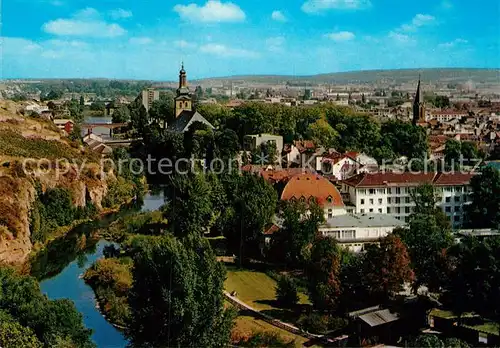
[38, 191, 165, 348]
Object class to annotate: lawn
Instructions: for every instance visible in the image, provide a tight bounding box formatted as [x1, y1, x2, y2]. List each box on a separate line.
[224, 269, 310, 311]
[233, 314, 308, 346]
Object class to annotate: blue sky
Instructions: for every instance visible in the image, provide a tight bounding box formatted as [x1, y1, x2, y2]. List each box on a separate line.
[2, 0, 499, 80]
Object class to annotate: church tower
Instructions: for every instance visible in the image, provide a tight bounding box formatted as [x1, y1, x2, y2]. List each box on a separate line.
[412, 75, 425, 125]
[175, 63, 192, 118]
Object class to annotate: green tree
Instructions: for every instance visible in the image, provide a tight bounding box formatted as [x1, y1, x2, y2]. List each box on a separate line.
[224, 173, 277, 265]
[0, 311, 42, 348]
[444, 139, 462, 167]
[410, 334, 444, 348]
[149, 96, 174, 128]
[275, 275, 299, 308]
[79, 95, 85, 106]
[112, 105, 131, 123]
[129, 99, 149, 136]
[164, 174, 213, 237]
[446, 236, 500, 321]
[307, 237, 342, 310]
[466, 166, 500, 229]
[126, 235, 235, 347]
[307, 118, 339, 149]
[444, 337, 470, 348]
[251, 140, 278, 165]
[0, 268, 94, 348]
[271, 200, 324, 267]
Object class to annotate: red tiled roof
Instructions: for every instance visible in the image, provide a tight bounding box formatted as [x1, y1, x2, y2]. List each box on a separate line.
[281, 173, 344, 207]
[260, 168, 311, 183]
[343, 171, 475, 188]
[294, 140, 317, 153]
[432, 109, 468, 115]
[342, 172, 436, 187]
[433, 172, 475, 186]
[264, 224, 280, 235]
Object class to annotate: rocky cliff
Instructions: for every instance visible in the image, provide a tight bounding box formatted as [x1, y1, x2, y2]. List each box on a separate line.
[0, 101, 111, 264]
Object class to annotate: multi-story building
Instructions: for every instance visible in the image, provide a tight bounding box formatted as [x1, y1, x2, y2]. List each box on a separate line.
[141, 88, 160, 111]
[341, 172, 475, 228]
[244, 134, 284, 166]
[319, 214, 406, 252]
[281, 172, 348, 219]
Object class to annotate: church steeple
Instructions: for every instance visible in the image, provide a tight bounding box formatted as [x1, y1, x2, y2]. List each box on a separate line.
[412, 75, 425, 125]
[179, 62, 187, 89]
[175, 63, 192, 118]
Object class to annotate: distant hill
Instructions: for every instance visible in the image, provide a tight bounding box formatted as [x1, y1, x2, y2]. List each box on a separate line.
[193, 68, 500, 85]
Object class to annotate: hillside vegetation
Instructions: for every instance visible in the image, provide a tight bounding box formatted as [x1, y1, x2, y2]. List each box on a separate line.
[0, 101, 130, 264]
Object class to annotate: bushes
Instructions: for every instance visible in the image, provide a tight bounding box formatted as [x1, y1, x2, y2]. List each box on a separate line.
[83, 257, 132, 326]
[234, 331, 296, 347]
[30, 187, 98, 244]
[275, 275, 299, 308]
[0, 267, 94, 347]
[102, 177, 135, 209]
[297, 313, 348, 335]
[0, 310, 42, 348]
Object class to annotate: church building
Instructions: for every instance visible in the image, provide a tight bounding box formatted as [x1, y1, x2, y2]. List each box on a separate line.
[167, 64, 214, 132]
[412, 76, 426, 125]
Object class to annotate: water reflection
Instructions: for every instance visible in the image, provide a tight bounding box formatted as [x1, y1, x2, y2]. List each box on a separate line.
[35, 191, 165, 348]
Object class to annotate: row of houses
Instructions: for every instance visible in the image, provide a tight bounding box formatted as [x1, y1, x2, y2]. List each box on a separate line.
[251, 166, 475, 252]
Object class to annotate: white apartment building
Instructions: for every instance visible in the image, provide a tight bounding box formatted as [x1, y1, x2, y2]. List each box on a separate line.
[341, 172, 475, 229]
[141, 88, 160, 111]
[319, 214, 406, 252]
[430, 110, 468, 123]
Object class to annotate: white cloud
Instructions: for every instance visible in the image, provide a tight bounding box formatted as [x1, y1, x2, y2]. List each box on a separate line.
[302, 0, 371, 13]
[109, 9, 133, 20]
[400, 14, 435, 32]
[74, 7, 100, 19]
[129, 37, 153, 45]
[46, 39, 88, 48]
[42, 8, 126, 37]
[174, 1, 245, 23]
[324, 31, 355, 41]
[174, 40, 197, 49]
[388, 31, 415, 44]
[438, 38, 468, 48]
[1, 37, 42, 54]
[271, 10, 287, 22]
[199, 43, 258, 58]
[266, 36, 285, 52]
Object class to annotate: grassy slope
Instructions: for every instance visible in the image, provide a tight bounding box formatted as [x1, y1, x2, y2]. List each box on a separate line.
[224, 269, 309, 311]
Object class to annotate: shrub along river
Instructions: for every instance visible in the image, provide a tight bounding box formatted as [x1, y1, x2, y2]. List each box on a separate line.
[32, 191, 166, 348]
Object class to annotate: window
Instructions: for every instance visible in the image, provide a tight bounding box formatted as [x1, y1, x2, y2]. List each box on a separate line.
[360, 199, 365, 205]
[377, 189, 385, 194]
[445, 187, 452, 192]
[369, 189, 375, 195]
[369, 208, 374, 213]
[404, 216, 409, 222]
[378, 198, 383, 205]
[342, 230, 355, 239]
[300, 196, 305, 202]
[396, 188, 401, 194]
[445, 206, 451, 213]
[454, 206, 460, 213]
[387, 188, 392, 194]
[378, 208, 383, 213]
[454, 196, 461, 202]
[360, 209, 365, 213]
[369, 199, 374, 205]
[445, 197, 451, 203]
[387, 197, 392, 204]
[396, 207, 401, 214]
[329, 230, 341, 239]
[387, 207, 392, 214]
[395, 197, 401, 204]
[405, 197, 410, 204]
[405, 207, 410, 214]
[454, 216, 460, 222]
[359, 189, 366, 195]
[402, 187, 407, 194]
